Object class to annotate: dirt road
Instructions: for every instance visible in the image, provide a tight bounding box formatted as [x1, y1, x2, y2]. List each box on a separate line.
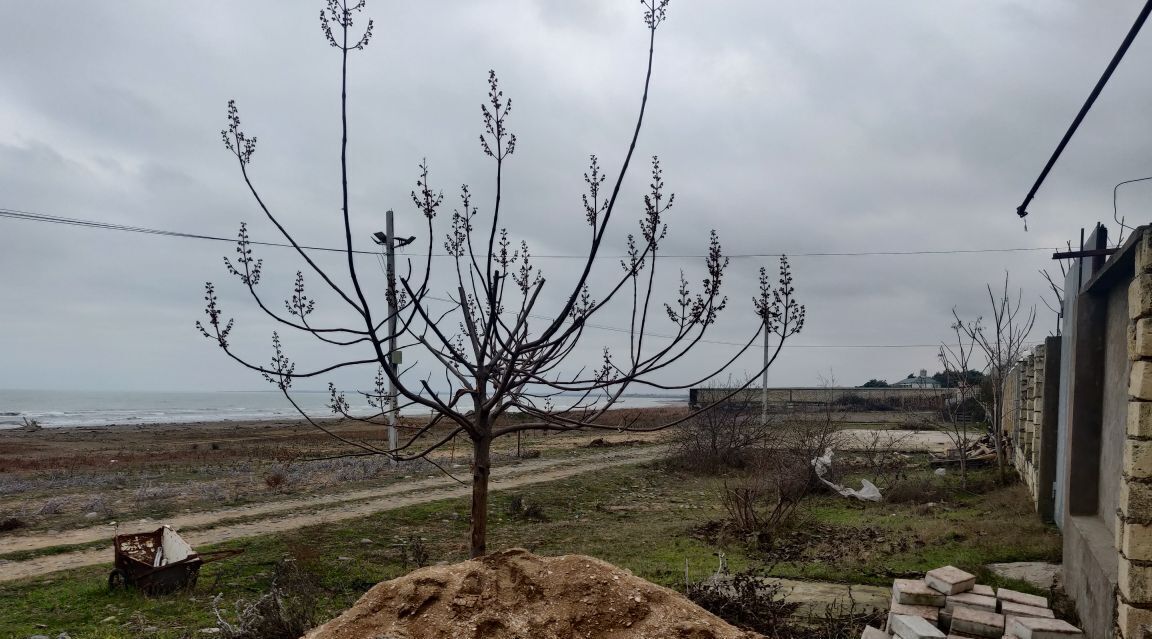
[0, 429, 951, 582]
[0, 447, 661, 582]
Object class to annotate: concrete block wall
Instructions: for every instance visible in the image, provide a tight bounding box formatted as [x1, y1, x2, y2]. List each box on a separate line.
[1118, 229, 1152, 639]
[1004, 363, 1022, 467]
[1007, 347, 1045, 502]
[1030, 345, 1046, 490]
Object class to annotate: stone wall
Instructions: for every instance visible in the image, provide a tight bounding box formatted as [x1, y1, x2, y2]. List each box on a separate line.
[689, 386, 954, 408]
[1006, 342, 1055, 512]
[1006, 345, 1046, 503]
[1117, 229, 1152, 639]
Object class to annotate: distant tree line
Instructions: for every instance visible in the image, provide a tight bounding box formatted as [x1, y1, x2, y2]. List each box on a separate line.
[859, 369, 984, 389]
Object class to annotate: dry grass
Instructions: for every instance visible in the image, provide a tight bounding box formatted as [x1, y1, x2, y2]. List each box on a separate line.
[0, 409, 676, 535]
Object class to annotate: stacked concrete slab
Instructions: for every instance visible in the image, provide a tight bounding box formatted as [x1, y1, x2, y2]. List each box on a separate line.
[860, 565, 1083, 639]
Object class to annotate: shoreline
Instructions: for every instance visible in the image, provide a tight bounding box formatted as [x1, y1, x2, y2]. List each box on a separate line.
[0, 392, 688, 430]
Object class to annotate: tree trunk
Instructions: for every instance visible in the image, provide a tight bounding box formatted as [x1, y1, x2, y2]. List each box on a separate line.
[959, 448, 968, 490]
[469, 435, 491, 559]
[991, 395, 1007, 484]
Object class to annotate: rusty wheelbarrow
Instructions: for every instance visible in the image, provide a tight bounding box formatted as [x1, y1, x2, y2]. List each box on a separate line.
[108, 525, 243, 594]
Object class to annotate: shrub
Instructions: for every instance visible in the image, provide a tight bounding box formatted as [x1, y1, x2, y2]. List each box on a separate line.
[82, 496, 112, 514]
[0, 516, 27, 532]
[834, 394, 896, 412]
[36, 498, 67, 515]
[669, 379, 774, 473]
[882, 476, 950, 504]
[687, 569, 884, 639]
[214, 558, 319, 639]
[197, 483, 232, 503]
[506, 494, 548, 522]
[394, 534, 430, 568]
[720, 457, 807, 549]
[686, 569, 798, 636]
[134, 483, 176, 504]
[263, 471, 287, 490]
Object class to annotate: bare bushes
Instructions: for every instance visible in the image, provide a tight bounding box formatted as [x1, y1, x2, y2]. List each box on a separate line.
[777, 406, 844, 492]
[719, 420, 842, 547]
[506, 494, 548, 522]
[197, 482, 233, 503]
[134, 482, 178, 503]
[685, 569, 798, 636]
[840, 430, 914, 492]
[687, 569, 884, 639]
[82, 495, 112, 515]
[0, 516, 27, 532]
[263, 470, 288, 490]
[214, 558, 319, 639]
[710, 391, 845, 547]
[669, 381, 774, 473]
[257, 455, 424, 490]
[720, 455, 809, 548]
[0, 469, 130, 495]
[394, 534, 430, 569]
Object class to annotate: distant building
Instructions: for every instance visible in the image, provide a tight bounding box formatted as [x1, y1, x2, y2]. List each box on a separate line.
[891, 369, 941, 389]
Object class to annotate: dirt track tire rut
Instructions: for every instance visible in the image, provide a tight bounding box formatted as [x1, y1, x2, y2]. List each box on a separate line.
[0, 448, 661, 583]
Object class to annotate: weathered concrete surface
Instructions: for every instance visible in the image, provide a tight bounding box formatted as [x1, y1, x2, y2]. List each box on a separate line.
[761, 578, 890, 615]
[998, 588, 1049, 609]
[890, 613, 946, 639]
[840, 429, 954, 453]
[986, 562, 1062, 591]
[893, 578, 947, 607]
[950, 606, 1004, 639]
[1101, 282, 1131, 537]
[926, 565, 976, 595]
[1063, 516, 1118, 639]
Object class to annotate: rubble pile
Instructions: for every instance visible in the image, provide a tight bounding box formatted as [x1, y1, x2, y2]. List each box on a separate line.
[860, 565, 1083, 639]
[932, 435, 1005, 466]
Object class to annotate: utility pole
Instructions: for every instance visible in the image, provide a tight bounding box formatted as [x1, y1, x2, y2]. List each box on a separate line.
[372, 211, 415, 461]
[762, 316, 770, 426]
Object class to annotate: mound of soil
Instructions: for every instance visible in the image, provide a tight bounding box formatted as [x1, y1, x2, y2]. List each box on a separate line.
[304, 548, 763, 639]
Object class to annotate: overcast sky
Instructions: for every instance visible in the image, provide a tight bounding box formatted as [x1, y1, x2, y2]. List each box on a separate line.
[1, 1, 1150, 394]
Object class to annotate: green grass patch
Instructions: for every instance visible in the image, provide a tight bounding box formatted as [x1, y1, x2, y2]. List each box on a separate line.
[0, 462, 1059, 637]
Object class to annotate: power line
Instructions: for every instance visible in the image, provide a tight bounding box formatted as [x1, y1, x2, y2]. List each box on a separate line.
[416, 292, 948, 349]
[0, 207, 380, 256]
[1, 206, 1058, 259]
[0, 205, 1037, 351]
[1016, 0, 1152, 220]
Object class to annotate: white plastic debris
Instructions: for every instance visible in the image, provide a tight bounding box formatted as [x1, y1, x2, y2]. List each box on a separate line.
[811, 447, 882, 501]
[934, 467, 947, 477]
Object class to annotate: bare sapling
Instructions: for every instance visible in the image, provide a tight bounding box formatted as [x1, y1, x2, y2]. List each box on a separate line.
[951, 273, 1036, 483]
[197, 0, 805, 558]
[936, 322, 982, 488]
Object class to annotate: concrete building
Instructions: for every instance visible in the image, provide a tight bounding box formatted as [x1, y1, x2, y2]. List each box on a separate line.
[892, 369, 943, 389]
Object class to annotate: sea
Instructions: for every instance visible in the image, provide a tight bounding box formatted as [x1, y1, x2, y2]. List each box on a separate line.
[0, 389, 687, 428]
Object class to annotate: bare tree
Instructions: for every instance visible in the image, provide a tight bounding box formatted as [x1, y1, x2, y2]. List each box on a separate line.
[951, 274, 1036, 483]
[1038, 240, 1072, 337]
[197, 0, 805, 558]
[786, 374, 846, 491]
[935, 322, 982, 488]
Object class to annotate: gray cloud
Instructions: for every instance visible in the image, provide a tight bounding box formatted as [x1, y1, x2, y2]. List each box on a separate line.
[1, 0, 1150, 393]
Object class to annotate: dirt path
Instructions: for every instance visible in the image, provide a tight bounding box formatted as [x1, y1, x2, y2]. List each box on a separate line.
[0, 447, 661, 582]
